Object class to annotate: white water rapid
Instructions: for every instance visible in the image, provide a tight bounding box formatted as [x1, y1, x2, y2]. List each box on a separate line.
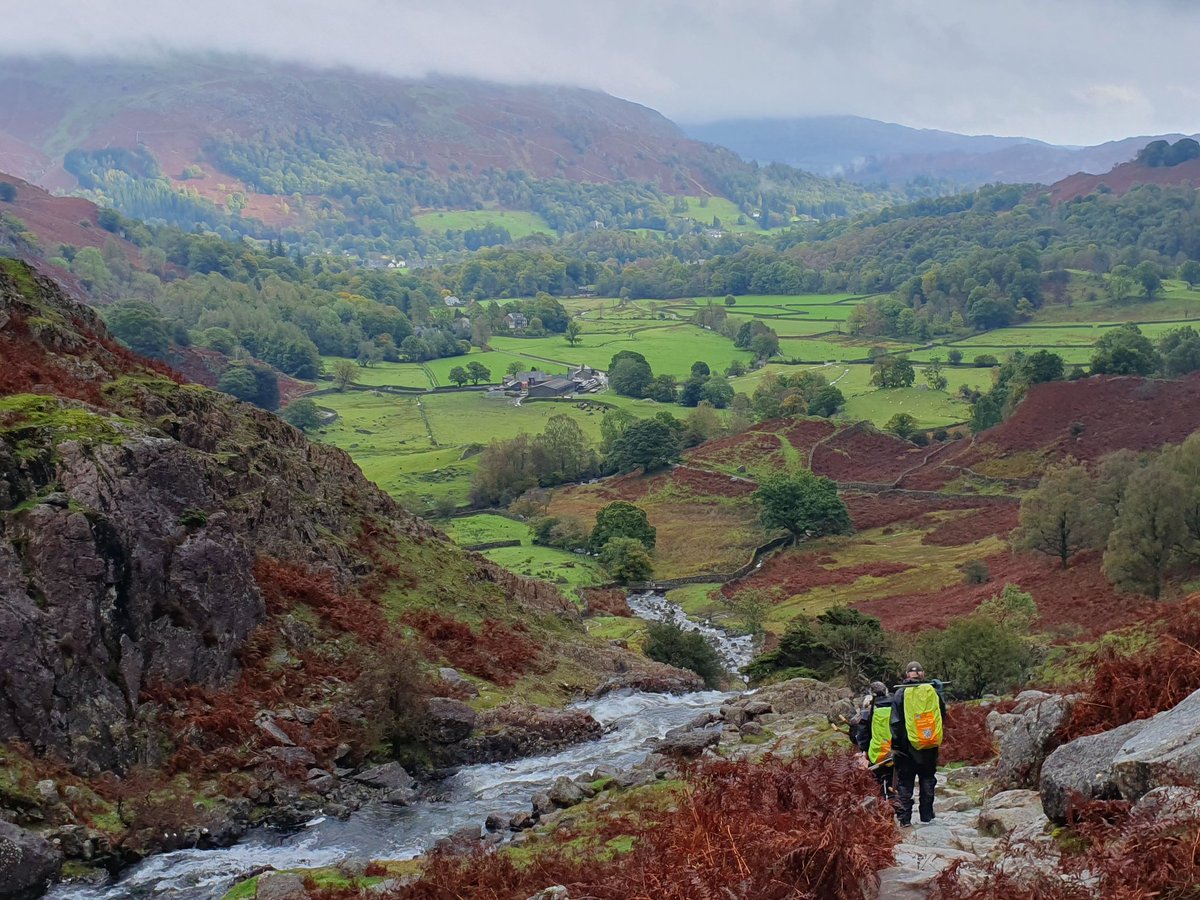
[51, 593, 751, 899]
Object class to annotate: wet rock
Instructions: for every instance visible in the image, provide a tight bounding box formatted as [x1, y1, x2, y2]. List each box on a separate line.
[993, 693, 1076, 791]
[353, 762, 416, 792]
[548, 776, 585, 808]
[455, 704, 602, 764]
[256, 871, 307, 899]
[532, 792, 555, 815]
[426, 697, 477, 743]
[590, 663, 705, 696]
[509, 811, 536, 831]
[653, 727, 720, 757]
[1039, 718, 1146, 822]
[1112, 688, 1200, 802]
[484, 813, 506, 833]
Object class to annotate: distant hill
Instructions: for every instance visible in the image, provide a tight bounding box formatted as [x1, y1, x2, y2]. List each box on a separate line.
[1048, 155, 1200, 204]
[685, 115, 1200, 188]
[0, 56, 896, 251]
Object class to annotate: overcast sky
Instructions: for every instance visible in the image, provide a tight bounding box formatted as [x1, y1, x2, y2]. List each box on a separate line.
[4, 0, 1199, 146]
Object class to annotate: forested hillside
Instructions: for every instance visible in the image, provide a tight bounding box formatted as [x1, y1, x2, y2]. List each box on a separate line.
[0, 56, 905, 259]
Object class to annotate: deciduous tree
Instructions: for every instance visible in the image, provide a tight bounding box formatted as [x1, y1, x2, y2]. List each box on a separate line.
[598, 536, 654, 583]
[590, 501, 656, 551]
[1015, 461, 1103, 568]
[754, 471, 851, 541]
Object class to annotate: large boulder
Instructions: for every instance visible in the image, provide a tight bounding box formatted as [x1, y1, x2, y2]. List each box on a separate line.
[1039, 719, 1147, 822]
[993, 692, 1076, 791]
[652, 726, 720, 757]
[0, 821, 62, 898]
[425, 697, 477, 744]
[1112, 688, 1200, 802]
[454, 704, 602, 764]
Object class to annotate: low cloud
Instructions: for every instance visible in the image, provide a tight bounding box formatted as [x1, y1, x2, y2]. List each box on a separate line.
[2, 0, 1198, 144]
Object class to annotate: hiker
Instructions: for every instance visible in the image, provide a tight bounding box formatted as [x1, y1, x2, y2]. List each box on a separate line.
[848, 692, 873, 754]
[864, 681, 896, 800]
[890, 661, 946, 827]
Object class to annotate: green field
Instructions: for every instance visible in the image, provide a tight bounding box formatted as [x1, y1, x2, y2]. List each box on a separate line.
[315, 389, 623, 507]
[840, 386, 971, 429]
[319, 350, 569, 389]
[440, 513, 530, 545]
[489, 325, 753, 377]
[412, 209, 554, 238]
[437, 513, 604, 599]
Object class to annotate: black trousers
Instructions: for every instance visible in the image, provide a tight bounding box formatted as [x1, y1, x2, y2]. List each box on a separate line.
[894, 752, 937, 824]
[873, 765, 894, 800]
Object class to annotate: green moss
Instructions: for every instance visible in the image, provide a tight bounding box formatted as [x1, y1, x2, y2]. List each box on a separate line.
[0, 257, 39, 298]
[0, 395, 128, 461]
[220, 876, 258, 900]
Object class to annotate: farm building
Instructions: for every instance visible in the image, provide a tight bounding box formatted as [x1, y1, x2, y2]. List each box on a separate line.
[526, 376, 580, 398]
[502, 370, 553, 390]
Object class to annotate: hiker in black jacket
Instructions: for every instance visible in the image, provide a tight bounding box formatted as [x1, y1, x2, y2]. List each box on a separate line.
[863, 681, 896, 800]
[890, 661, 947, 826]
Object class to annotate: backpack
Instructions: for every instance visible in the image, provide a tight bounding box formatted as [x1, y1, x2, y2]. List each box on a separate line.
[902, 682, 944, 750]
[868, 703, 893, 765]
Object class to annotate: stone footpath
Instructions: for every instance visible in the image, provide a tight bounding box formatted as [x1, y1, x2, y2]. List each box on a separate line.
[875, 770, 1050, 899]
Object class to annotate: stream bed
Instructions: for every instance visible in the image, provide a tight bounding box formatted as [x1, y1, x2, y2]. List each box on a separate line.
[51, 592, 751, 899]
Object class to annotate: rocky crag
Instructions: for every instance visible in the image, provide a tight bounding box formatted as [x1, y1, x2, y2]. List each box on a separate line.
[0, 259, 695, 895]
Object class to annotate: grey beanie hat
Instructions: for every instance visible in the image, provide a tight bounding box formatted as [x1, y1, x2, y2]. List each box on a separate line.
[870, 681, 888, 696]
[905, 661, 924, 674]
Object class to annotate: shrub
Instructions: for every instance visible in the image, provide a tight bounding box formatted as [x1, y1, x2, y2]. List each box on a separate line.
[916, 589, 1041, 700]
[962, 559, 991, 584]
[745, 607, 894, 688]
[643, 621, 724, 688]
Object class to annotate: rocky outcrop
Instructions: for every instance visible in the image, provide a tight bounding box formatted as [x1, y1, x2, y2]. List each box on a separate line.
[1039, 688, 1200, 822]
[1039, 719, 1145, 822]
[454, 704, 603, 764]
[742, 677, 852, 718]
[0, 820, 62, 898]
[1111, 688, 1200, 800]
[991, 691, 1076, 791]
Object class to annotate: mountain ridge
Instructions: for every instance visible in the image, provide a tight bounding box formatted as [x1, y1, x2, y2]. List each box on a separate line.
[685, 115, 1200, 188]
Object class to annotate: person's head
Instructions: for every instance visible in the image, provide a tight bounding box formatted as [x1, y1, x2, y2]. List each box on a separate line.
[904, 661, 925, 681]
[870, 681, 888, 697]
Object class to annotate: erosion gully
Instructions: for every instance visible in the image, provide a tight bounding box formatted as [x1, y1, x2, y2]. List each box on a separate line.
[53, 592, 753, 899]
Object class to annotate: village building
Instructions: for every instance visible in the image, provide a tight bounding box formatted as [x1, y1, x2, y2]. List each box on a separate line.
[526, 375, 580, 398]
[504, 312, 528, 330]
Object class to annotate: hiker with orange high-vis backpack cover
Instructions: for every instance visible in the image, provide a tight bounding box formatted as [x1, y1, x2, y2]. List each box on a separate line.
[889, 661, 947, 827]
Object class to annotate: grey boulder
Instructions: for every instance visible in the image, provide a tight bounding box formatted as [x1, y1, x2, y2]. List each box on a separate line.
[0, 821, 61, 898]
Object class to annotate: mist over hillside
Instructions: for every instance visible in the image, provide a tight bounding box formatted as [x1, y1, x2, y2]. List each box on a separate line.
[686, 116, 1200, 188]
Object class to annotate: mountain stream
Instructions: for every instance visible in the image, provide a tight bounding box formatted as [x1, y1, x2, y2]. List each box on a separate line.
[52, 592, 752, 899]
